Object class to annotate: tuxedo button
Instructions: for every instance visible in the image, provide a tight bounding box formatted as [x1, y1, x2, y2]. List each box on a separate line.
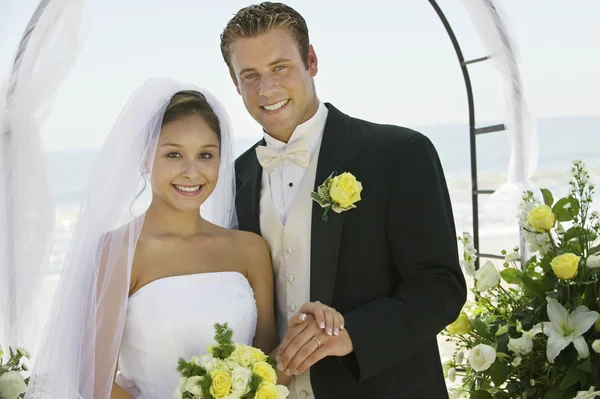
[288, 274, 295, 283]
[286, 247, 294, 255]
[288, 303, 296, 313]
[299, 390, 309, 399]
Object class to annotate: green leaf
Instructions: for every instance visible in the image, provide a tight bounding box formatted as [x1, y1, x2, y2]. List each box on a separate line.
[310, 192, 329, 208]
[560, 359, 588, 390]
[471, 318, 493, 341]
[540, 256, 552, 273]
[525, 269, 543, 280]
[553, 197, 580, 222]
[471, 390, 493, 399]
[543, 273, 558, 292]
[577, 357, 592, 373]
[563, 226, 583, 241]
[589, 245, 600, 256]
[521, 274, 545, 297]
[544, 389, 566, 399]
[563, 226, 597, 242]
[500, 268, 522, 284]
[489, 361, 510, 386]
[541, 188, 554, 206]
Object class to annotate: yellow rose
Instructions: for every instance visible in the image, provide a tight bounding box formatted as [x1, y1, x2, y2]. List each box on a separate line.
[255, 383, 288, 399]
[209, 369, 232, 398]
[446, 312, 471, 335]
[252, 361, 277, 384]
[251, 347, 268, 363]
[329, 172, 362, 211]
[551, 253, 580, 279]
[527, 205, 556, 232]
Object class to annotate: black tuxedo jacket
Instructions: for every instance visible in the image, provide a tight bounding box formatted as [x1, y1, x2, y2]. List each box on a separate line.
[235, 103, 467, 398]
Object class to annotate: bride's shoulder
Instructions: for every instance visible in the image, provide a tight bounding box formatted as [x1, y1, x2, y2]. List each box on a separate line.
[227, 230, 270, 264]
[228, 229, 267, 250]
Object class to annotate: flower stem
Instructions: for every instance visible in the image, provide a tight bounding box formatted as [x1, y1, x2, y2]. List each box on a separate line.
[546, 231, 558, 251]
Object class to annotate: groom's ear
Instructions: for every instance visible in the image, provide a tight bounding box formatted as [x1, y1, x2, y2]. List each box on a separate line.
[307, 44, 318, 77]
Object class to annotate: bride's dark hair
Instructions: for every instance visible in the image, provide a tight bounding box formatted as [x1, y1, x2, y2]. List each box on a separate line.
[162, 90, 222, 142]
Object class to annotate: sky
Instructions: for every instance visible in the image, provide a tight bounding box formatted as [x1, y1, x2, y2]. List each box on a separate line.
[0, 0, 599, 150]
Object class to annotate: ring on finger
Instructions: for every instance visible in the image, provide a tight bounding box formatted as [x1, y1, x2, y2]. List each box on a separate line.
[312, 336, 322, 349]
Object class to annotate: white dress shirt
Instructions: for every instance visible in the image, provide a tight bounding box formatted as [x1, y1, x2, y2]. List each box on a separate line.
[262, 101, 328, 225]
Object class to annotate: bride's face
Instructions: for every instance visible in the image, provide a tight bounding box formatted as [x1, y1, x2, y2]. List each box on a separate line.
[150, 113, 220, 213]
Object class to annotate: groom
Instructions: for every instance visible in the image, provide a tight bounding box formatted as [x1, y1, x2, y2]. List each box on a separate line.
[223, 3, 467, 398]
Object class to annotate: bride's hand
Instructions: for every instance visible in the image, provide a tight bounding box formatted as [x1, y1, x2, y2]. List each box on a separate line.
[290, 301, 345, 336]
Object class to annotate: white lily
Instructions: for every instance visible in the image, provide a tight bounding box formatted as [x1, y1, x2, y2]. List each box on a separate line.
[543, 298, 600, 363]
[574, 386, 600, 399]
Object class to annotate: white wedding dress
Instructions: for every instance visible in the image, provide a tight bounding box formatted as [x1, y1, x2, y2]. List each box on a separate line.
[116, 271, 257, 399]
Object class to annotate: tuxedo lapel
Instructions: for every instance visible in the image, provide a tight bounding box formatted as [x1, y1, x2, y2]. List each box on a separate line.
[310, 104, 356, 305]
[235, 142, 263, 236]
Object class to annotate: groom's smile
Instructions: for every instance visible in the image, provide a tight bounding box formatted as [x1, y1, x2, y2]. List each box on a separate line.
[261, 98, 289, 112]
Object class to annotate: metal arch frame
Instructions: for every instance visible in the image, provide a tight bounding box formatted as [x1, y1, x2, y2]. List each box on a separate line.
[428, 0, 505, 269]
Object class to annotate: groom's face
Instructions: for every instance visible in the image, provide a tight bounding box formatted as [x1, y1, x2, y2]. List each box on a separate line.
[229, 28, 319, 142]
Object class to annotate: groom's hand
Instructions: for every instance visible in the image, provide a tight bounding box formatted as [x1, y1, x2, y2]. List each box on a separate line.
[276, 314, 353, 376]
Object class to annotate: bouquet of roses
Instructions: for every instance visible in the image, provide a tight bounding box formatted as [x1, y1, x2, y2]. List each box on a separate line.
[174, 323, 289, 399]
[0, 345, 30, 399]
[443, 160, 600, 399]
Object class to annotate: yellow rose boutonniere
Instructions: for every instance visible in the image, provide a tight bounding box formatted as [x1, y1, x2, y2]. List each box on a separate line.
[311, 172, 362, 221]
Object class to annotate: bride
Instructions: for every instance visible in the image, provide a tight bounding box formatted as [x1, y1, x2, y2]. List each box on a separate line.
[24, 78, 340, 399]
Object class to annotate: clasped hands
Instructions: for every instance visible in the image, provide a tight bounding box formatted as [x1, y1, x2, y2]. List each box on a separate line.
[275, 301, 353, 376]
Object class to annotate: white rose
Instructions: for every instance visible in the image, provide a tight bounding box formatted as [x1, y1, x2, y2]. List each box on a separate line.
[184, 376, 204, 396]
[195, 353, 214, 368]
[592, 340, 600, 354]
[276, 384, 290, 398]
[225, 359, 242, 370]
[173, 377, 187, 399]
[195, 353, 225, 372]
[230, 367, 252, 397]
[474, 261, 501, 292]
[587, 255, 600, 269]
[468, 344, 497, 372]
[0, 371, 27, 399]
[508, 336, 534, 355]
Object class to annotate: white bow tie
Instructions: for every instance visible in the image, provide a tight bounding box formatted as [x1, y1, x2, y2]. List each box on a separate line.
[255, 137, 311, 173]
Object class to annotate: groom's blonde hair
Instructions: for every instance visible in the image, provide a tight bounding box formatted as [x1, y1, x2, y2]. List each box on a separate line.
[220, 2, 310, 75]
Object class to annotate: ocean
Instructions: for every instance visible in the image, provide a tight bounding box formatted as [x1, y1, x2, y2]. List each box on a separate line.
[45, 115, 600, 272]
